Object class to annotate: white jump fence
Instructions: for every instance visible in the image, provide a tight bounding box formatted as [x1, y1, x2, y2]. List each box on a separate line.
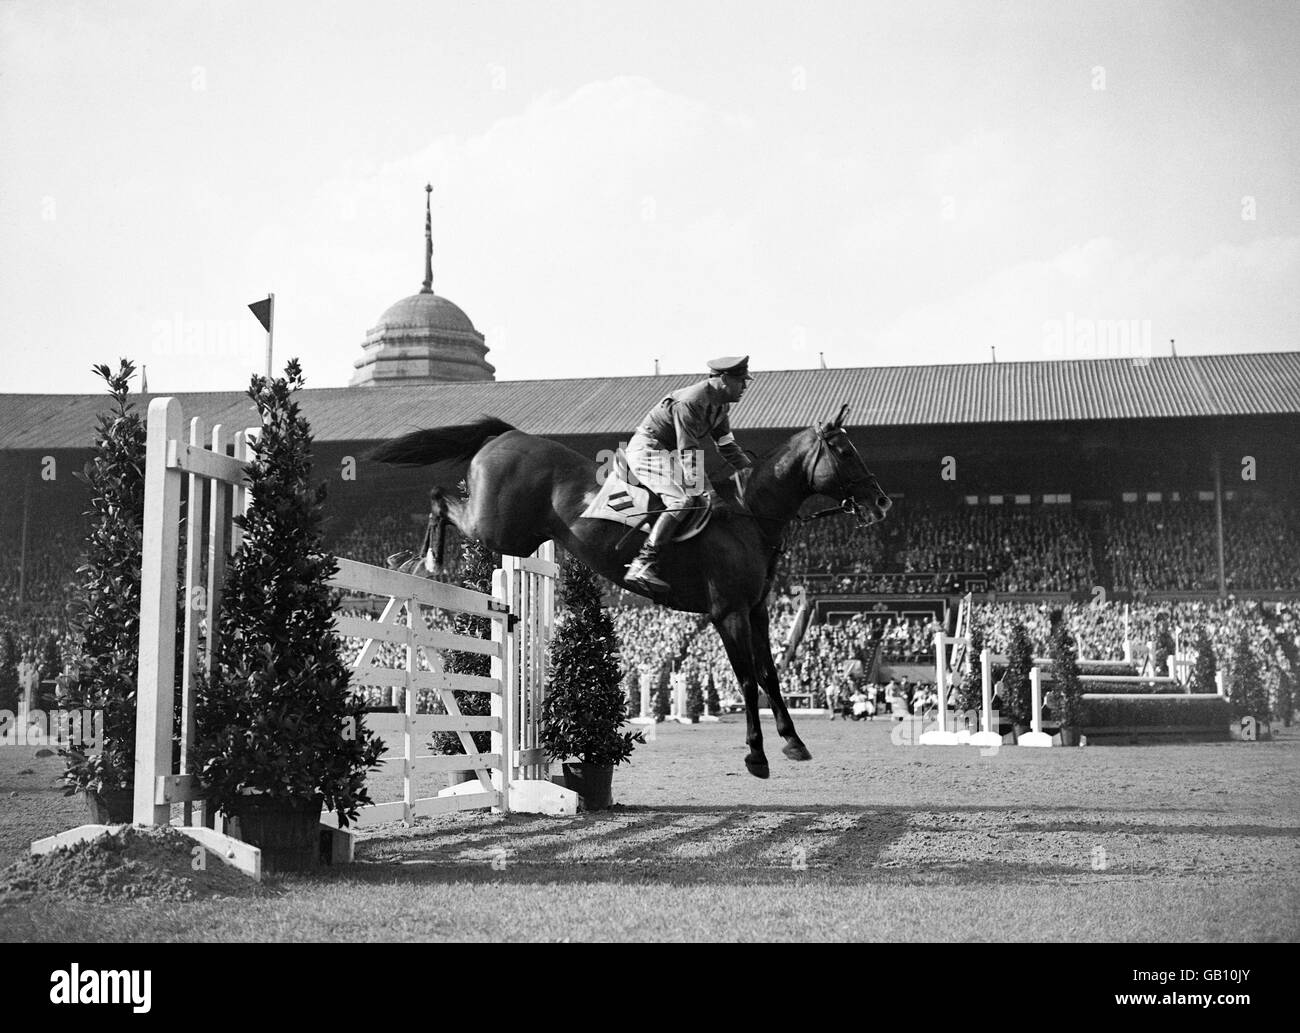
[911, 630, 1228, 749]
[34, 397, 574, 879]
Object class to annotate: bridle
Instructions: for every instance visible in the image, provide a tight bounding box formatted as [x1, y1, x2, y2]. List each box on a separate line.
[801, 422, 881, 528]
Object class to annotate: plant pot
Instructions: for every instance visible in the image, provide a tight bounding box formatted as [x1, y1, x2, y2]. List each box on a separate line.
[229, 795, 323, 873]
[561, 762, 614, 810]
[445, 770, 477, 790]
[1012, 723, 1029, 740]
[83, 788, 134, 824]
[1059, 726, 1080, 747]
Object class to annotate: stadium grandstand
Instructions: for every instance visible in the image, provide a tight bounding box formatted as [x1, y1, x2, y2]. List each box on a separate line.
[3, 242, 1298, 722]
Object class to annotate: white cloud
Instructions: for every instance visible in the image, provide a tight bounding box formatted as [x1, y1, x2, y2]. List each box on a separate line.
[874, 236, 1300, 364]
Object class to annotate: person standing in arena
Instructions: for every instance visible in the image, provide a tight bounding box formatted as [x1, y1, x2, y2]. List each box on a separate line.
[624, 356, 755, 594]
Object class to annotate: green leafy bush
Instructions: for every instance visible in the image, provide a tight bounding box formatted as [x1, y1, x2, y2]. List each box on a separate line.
[1048, 611, 1084, 729]
[195, 361, 382, 826]
[1227, 629, 1269, 722]
[685, 671, 703, 721]
[61, 361, 149, 796]
[1188, 628, 1218, 695]
[705, 672, 721, 716]
[1004, 622, 1034, 726]
[653, 665, 671, 721]
[1079, 695, 1230, 731]
[540, 554, 644, 765]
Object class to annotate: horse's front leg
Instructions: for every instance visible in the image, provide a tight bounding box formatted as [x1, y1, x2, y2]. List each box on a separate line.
[751, 603, 812, 762]
[713, 610, 768, 778]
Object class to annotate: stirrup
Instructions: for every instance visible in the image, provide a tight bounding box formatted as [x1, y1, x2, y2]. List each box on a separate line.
[626, 557, 669, 594]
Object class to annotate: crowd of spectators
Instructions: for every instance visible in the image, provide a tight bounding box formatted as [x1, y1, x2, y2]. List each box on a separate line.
[7, 496, 1299, 620]
[668, 591, 803, 709]
[611, 605, 703, 692]
[1107, 499, 1300, 593]
[0, 519, 83, 610]
[895, 509, 1095, 593]
[4, 489, 1297, 722]
[872, 614, 940, 664]
[775, 505, 1096, 595]
[779, 613, 874, 707]
[782, 513, 889, 577]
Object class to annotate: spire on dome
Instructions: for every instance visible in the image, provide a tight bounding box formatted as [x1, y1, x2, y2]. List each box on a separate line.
[421, 184, 434, 294]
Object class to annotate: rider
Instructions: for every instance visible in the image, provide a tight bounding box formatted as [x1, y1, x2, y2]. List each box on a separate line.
[624, 355, 754, 594]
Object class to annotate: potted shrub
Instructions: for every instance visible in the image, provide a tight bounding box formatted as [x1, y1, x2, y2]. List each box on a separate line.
[1048, 610, 1084, 746]
[652, 664, 671, 722]
[539, 554, 644, 809]
[1226, 630, 1271, 740]
[196, 361, 382, 871]
[684, 670, 703, 723]
[1187, 627, 1218, 694]
[61, 361, 150, 823]
[1005, 622, 1035, 738]
[430, 537, 500, 787]
[705, 672, 721, 717]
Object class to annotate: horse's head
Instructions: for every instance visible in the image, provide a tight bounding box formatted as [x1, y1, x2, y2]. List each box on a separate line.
[807, 404, 892, 527]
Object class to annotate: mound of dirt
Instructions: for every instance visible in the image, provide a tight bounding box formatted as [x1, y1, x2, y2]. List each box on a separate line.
[0, 826, 265, 903]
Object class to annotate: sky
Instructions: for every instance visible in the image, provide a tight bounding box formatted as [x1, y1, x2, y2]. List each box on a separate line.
[2, 0, 1297, 394]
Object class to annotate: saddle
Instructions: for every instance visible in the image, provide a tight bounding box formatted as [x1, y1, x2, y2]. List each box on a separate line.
[580, 454, 714, 542]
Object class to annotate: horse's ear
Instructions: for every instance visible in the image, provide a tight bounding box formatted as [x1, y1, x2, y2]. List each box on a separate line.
[834, 403, 850, 427]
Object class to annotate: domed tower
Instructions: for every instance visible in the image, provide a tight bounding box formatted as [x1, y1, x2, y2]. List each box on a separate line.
[350, 185, 495, 386]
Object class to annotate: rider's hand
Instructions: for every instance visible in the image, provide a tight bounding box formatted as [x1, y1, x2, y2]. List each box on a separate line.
[732, 467, 752, 502]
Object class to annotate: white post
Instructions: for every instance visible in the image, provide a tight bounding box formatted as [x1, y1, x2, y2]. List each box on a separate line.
[969, 646, 1001, 748]
[671, 671, 686, 722]
[489, 547, 576, 816]
[179, 416, 207, 827]
[491, 562, 516, 815]
[134, 399, 183, 826]
[630, 668, 655, 725]
[265, 292, 275, 379]
[1019, 667, 1052, 746]
[920, 631, 960, 744]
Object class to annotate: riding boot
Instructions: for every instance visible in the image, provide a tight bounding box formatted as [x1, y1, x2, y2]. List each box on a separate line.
[626, 506, 688, 594]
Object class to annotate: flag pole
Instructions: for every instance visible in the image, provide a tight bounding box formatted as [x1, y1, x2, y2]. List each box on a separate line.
[266, 292, 275, 379]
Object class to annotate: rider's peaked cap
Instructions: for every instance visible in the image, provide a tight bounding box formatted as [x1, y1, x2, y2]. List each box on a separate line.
[707, 355, 751, 378]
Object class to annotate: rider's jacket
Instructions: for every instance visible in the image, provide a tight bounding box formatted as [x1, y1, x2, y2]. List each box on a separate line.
[632, 379, 752, 472]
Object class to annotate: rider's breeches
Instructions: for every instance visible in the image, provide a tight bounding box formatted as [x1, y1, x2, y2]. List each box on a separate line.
[626, 432, 707, 511]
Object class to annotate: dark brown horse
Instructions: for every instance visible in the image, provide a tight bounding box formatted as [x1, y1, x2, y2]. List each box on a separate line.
[370, 404, 890, 778]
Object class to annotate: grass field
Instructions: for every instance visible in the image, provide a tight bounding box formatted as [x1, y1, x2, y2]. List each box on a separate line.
[3, 715, 1298, 942]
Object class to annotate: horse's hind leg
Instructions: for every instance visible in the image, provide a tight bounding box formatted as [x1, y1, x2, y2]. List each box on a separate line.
[751, 602, 812, 762]
[713, 610, 769, 778]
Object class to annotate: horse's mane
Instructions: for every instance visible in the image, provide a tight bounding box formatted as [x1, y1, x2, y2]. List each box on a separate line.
[367, 416, 517, 467]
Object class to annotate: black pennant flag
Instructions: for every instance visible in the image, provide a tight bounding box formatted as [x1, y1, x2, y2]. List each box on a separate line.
[248, 296, 273, 332]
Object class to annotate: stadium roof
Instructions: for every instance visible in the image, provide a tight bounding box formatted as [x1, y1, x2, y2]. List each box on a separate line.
[2, 351, 1297, 450]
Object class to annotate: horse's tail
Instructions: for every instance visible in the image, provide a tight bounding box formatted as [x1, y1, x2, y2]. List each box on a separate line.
[367, 416, 517, 467]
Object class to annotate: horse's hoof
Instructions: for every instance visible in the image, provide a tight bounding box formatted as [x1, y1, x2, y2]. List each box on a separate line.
[745, 757, 770, 779]
[783, 741, 813, 762]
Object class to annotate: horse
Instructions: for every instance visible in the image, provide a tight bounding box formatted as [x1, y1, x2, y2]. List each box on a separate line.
[369, 403, 891, 778]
